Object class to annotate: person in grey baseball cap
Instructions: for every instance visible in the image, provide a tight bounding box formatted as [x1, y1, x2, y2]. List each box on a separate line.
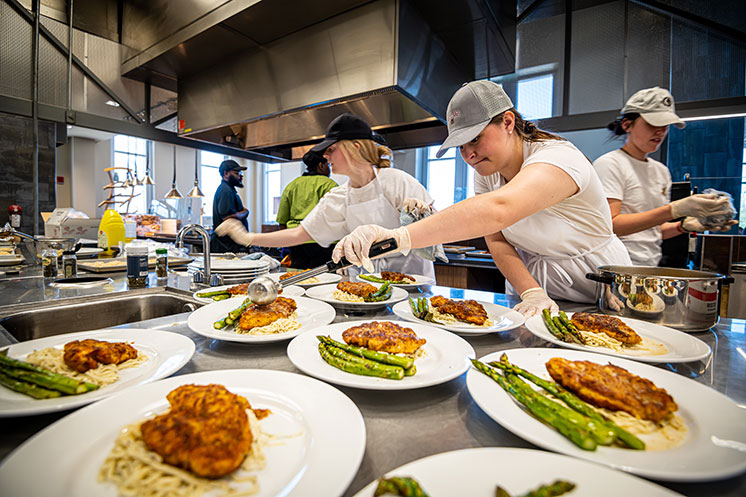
[332, 80, 634, 316]
[594, 87, 735, 266]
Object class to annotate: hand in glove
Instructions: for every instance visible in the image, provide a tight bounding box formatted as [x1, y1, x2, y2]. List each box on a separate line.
[401, 198, 433, 216]
[670, 194, 731, 219]
[680, 217, 737, 233]
[332, 225, 411, 273]
[513, 287, 559, 318]
[214, 219, 255, 246]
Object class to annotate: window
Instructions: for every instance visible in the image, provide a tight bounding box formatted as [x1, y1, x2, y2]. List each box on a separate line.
[741, 146, 746, 231]
[264, 164, 282, 223]
[421, 145, 474, 211]
[200, 150, 227, 224]
[517, 74, 553, 120]
[112, 135, 149, 214]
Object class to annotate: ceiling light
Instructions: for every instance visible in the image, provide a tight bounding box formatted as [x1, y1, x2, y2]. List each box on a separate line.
[105, 100, 120, 107]
[164, 146, 183, 199]
[187, 149, 204, 198]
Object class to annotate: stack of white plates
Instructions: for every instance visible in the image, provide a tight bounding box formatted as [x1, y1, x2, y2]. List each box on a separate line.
[187, 257, 270, 284]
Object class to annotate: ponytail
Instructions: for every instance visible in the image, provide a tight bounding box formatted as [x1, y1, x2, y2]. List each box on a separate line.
[491, 109, 565, 142]
[607, 113, 640, 137]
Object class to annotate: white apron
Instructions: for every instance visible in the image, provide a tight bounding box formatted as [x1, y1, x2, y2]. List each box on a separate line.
[502, 230, 631, 303]
[344, 169, 435, 279]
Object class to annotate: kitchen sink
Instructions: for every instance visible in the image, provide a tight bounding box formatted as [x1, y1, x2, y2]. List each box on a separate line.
[0, 288, 204, 342]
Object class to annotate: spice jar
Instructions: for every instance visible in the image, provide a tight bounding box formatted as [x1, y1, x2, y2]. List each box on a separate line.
[61, 250, 77, 279]
[42, 249, 58, 278]
[126, 244, 149, 288]
[155, 248, 168, 279]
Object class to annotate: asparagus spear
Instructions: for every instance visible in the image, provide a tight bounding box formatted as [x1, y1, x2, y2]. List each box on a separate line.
[374, 476, 429, 497]
[471, 360, 596, 451]
[404, 365, 416, 376]
[318, 343, 405, 380]
[212, 294, 232, 301]
[491, 354, 645, 450]
[0, 370, 62, 399]
[558, 312, 586, 344]
[195, 289, 230, 298]
[365, 281, 391, 301]
[317, 336, 414, 369]
[214, 299, 252, 329]
[520, 480, 576, 497]
[0, 365, 99, 395]
[360, 274, 388, 284]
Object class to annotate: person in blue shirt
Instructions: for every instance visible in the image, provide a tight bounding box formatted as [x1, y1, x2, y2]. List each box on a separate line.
[209, 159, 250, 253]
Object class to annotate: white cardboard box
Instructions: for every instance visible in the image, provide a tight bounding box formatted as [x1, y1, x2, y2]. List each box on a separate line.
[44, 208, 101, 239]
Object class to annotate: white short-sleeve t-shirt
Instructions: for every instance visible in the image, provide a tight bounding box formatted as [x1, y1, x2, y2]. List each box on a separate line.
[301, 167, 433, 247]
[474, 140, 617, 257]
[593, 149, 671, 265]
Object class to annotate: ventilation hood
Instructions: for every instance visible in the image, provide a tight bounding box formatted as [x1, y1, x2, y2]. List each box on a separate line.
[122, 0, 516, 161]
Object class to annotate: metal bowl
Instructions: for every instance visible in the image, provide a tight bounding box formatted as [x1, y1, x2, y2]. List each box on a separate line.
[587, 265, 729, 332]
[24, 237, 81, 264]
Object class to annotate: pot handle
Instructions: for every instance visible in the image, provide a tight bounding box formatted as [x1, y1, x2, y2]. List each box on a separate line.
[73, 242, 82, 253]
[585, 272, 614, 285]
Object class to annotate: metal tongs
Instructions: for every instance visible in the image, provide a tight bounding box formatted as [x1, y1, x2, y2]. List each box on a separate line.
[0, 224, 38, 242]
[247, 238, 398, 305]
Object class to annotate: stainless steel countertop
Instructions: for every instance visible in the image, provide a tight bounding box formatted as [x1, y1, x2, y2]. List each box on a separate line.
[0, 272, 744, 496]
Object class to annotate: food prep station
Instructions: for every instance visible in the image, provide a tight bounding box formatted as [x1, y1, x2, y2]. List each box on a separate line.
[0, 268, 744, 497]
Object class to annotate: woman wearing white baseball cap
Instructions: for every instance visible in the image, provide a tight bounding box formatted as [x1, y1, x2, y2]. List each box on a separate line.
[332, 80, 632, 316]
[594, 87, 735, 266]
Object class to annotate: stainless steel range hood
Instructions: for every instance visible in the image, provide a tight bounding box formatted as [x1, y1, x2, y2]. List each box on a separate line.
[122, 0, 516, 161]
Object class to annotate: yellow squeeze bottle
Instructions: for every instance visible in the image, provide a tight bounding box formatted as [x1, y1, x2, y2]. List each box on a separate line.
[98, 209, 126, 257]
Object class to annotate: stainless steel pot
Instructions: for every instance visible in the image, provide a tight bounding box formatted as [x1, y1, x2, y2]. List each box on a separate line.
[586, 265, 731, 332]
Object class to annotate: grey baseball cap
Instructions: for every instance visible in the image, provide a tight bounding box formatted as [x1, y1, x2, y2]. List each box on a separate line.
[436, 80, 514, 158]
[621, 87, 685, 129]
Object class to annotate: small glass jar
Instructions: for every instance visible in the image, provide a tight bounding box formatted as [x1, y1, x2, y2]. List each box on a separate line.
[155, 248, 168, 279]
[41, 249, 58, 278]
[61, 250, 77, 279]
[126, 244, 149, 288]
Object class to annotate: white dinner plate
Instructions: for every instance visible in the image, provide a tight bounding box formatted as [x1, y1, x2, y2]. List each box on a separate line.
[287, 319, 475, 390]
[0, 254, 24, 266]
[356, 272, 435, 288]
[192, 284, 304, 303]
[0, 369, 366, 497]
[265, 271, 342, 287]
[352, 447, 683, 496]
[187, 296, 336, 343]
[75, 247, 103, 258]
[304, 283, 409, 309]
[524, 312, 711, 363]
[0, 329, 195, 417]
[391, 298, 525, 335]
[466, 348, 746, 482]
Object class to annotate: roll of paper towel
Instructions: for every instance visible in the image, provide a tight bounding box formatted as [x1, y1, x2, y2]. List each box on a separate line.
[161, 219, 177, 234]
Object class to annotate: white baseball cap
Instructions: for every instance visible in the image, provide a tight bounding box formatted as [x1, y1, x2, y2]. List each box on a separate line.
[436, 80, 514, 158]
[621, 87, 685, 129]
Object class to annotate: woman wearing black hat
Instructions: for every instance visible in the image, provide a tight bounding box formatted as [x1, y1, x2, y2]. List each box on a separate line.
[275, 151, 338, 268]
[216, 113, 438, 278]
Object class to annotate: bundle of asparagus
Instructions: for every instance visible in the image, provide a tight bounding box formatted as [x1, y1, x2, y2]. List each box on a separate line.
[195, 289, 233, 301]
[363, 281, 392, 302]
[0, 350, 100, 399]
[214, 298, 252, 329]
[317, 336, 416, 380]
[542, 309, 585, 344]
[374, 476, 429, 496]
[409, 297, 436, 323]
[471, 353, 644, 451]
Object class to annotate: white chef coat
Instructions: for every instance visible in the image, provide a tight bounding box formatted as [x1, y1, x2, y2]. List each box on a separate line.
[593, 149, 671, 265]
[301, 167, 435, 278]
[475, 139, 631, 303]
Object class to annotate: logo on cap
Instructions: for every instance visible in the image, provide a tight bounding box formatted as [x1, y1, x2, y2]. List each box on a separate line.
[662, 96, 671, 106]
[448, 110, 461, 125]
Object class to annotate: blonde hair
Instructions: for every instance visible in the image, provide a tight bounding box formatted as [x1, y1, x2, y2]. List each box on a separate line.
[337, 139, 392, 168]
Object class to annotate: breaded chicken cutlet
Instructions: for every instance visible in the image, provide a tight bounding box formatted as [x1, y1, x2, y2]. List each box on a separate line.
[140, 384, 269, 478]
[430, 296, 488, 325]
[63, 339, 137, 373]
[342, 321, 426, 354]
[546, 357, 677, 422]
[570, 313, 642, 345]
[336, 281, 377, 297]
[380, 271, 414, 282]
[237, 296, 296, 331]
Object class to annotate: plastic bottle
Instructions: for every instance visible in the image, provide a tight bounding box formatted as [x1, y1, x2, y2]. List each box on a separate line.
[98, 210, 126, 257]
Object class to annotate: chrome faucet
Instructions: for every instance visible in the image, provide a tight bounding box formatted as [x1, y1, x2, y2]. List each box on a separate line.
[176, 224, 213, 286]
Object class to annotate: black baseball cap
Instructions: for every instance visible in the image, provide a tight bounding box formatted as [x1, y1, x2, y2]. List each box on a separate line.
[310, 113, 374, 153]
[218, 159, 247, 175]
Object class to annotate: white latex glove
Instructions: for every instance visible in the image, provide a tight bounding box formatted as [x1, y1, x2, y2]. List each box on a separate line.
[670, 194, 730, 219]
[513, 287, 559, 318]
[332, 225, 412, 273]
[214, 219, 255, 246]
[680, 217, 737, 233]
[402, 197, 433, 216]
